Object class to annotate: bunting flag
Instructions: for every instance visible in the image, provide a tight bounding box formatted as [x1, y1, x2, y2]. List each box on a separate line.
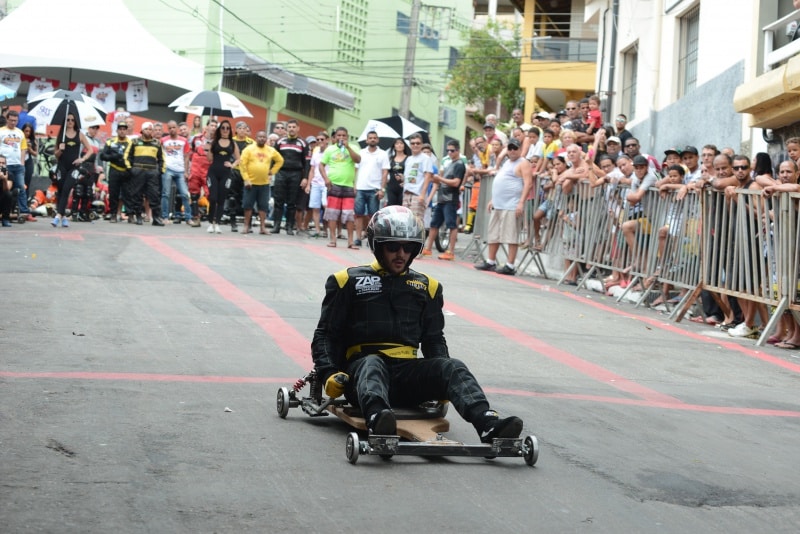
[90, 83, 118, 113]
[124, 80, 148, 112]
[0, 70, 21, 92]
[26, 78, 58, 101]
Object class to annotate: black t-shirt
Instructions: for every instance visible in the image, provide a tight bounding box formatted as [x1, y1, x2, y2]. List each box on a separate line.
[436, 159, 466, 204]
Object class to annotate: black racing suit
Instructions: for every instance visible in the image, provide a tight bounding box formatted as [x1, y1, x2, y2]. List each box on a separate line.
[271, 136, 308, 230]
[311, 259, 491, 426]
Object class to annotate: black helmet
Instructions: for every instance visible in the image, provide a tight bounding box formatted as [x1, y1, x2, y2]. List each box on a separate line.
[366, 206, 425, 265]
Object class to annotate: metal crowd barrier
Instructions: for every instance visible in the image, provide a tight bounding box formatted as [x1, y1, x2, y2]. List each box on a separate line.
[503, 176, 800, 346]
[460, 175, 492, 260]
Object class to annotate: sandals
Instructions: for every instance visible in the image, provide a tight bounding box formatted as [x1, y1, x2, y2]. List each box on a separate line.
[775, 341, 799, 350]
[327, 242, 337, 248]
[347, 244, 360, 250]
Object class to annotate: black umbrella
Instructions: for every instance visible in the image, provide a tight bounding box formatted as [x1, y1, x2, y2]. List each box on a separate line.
[357, 116, 430, 150]
[169, 90, 253, 118]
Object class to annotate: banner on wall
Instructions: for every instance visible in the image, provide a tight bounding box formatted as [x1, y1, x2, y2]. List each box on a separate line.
[26, 78, 57, 101]
[0, 70, 21, 93]
[124, 80, 148, 112]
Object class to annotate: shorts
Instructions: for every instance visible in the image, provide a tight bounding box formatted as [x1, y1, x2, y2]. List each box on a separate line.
[309, 183, 327, 209]
[487, 209, 522, 245]
[242, 184, 270, 212]
[430, 202, 458, 229]
[323, 184, 355, 223]
[354, 189, 380, 216]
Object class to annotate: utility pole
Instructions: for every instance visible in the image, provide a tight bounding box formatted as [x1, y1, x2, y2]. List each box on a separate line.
[399, 0, 421, 119]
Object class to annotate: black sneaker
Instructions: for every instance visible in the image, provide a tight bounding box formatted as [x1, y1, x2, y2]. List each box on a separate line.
[152, 217, 165, 227]
[496, 264, 516, 276]
[367, 409, 397, 436]
[479, 415, 523, 444]
[474, 261, 497, 271]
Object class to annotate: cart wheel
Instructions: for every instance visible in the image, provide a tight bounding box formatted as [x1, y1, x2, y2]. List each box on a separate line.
[276, 387, 290, 419]
[345, 432, 361, 464]
[523, 435, 539, 466]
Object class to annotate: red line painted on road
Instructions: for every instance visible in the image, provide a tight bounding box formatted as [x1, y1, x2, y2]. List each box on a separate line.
[495, 273, 800, 374]
[483, 386, 800, 418]
[138, 236, 312, 370]
[39, 232, 85, 240]
[3, 370, 798, 418]
[446, 301, 683, 405]
[0, 371, 288, 384]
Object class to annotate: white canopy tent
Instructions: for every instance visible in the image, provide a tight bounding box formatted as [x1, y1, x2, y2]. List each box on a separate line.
[0, 0, 205, 116]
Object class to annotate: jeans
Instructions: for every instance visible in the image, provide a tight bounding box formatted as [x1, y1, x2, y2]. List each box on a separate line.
[8, 164, 28, 214]
[161, 169, 192, 220]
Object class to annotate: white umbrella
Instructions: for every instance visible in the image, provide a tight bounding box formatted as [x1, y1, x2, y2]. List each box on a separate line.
[169, 90, 253, 118]
[27, 89, 107, 128]
[0, 82, 16, 102]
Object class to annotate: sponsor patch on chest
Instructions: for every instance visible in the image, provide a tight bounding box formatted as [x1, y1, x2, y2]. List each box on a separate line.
[354, 275, 382, 294]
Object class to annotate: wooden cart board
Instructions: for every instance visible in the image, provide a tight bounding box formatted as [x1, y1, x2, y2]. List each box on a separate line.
[327, 404, 450, 442]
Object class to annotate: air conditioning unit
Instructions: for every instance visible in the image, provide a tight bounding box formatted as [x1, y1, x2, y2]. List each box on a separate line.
[438, 106, 457, 128]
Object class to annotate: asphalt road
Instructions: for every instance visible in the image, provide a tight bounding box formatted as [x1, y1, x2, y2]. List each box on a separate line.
[2, 219, 800, 533]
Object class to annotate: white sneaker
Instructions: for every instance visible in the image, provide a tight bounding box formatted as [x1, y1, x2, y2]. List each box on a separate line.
[728, 323, 759, 338]
[207, 223, 215, 233]
[214, 224, 222, 234]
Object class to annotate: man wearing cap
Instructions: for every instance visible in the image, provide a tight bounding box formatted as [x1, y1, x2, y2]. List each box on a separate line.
[473, 137, 533, 275]
[621, 155, 658, 269]
[662, 148, 682, 177]
[99, 121, 133, 223]
[680, 145, 702, 183]
[126, 121, 166, 226]
[605, 136, 623, 162]
[484, 114, 508, 145]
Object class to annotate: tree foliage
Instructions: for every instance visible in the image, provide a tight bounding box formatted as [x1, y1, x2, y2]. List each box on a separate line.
[445, 21, 522, 111]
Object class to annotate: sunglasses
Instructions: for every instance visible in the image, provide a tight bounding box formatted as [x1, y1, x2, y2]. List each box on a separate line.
[732, 165, 749, 171]
[383, 242, 418, 253]
[446, 148, 456, 152]
[220, 126, 230, 130]
[507, 146, 520, 151]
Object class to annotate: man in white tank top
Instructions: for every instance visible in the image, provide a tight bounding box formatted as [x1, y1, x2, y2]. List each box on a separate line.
[474, 138, 533, 275]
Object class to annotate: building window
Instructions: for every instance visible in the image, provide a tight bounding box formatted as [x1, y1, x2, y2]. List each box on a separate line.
[621, 45, 638, 121]
[677, 5, 700, 97]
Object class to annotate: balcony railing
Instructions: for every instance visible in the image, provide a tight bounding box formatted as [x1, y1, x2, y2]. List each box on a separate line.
[530, 38, 597, 62]
[763, 10, 800, 71]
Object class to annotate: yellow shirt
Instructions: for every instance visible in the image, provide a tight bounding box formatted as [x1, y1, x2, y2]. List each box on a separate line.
[240, 143, 284, 186]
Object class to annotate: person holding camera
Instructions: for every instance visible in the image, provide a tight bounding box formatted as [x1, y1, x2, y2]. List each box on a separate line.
[0, 155, 13, 227]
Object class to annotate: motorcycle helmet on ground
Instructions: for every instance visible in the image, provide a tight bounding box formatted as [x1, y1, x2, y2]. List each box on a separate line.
[366, 205, 426, 270]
